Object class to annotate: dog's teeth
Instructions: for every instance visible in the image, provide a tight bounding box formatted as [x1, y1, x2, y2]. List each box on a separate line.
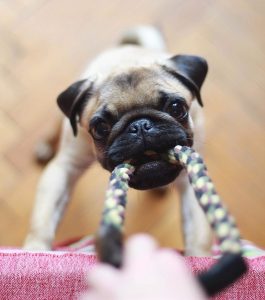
[144, 150, 157, 156]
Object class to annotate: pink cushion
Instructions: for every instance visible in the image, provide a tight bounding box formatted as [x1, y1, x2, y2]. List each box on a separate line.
[0, 250, 96, 300]
[0, 240, 264, 300]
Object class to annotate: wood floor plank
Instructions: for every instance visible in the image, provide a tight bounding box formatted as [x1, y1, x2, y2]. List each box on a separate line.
[0, 0, 264, 249]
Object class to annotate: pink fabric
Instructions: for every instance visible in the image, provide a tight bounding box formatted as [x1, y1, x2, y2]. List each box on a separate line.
[0, 251, 96, 300]
[0, 250, 264, 299]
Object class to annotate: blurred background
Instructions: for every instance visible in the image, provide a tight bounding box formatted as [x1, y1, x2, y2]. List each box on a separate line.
[0, 0, 264, 250]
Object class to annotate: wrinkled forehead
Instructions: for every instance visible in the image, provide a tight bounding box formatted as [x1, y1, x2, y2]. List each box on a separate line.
[97, 67, 193, 116]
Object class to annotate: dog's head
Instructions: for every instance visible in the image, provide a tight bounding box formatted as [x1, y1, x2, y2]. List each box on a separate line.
[57, 55, 208, 189]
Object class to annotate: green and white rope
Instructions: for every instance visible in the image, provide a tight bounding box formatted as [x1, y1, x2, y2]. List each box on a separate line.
[171, 146, 242, 254]
[97, 145, 243, 258]
[100, 164, 135, 230]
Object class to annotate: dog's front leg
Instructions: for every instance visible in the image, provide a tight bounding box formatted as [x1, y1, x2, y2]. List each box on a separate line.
[176, 174, 213, 256]
[24, 121, 95, 250]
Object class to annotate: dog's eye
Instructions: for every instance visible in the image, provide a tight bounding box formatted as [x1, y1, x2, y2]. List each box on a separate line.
[166, 100, 188, 120]
[90, 120, 111, 140]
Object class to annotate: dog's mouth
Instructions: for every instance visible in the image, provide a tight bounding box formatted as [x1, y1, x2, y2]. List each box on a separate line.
[125, 150, 164, 165]
[125, 150, 183, 190]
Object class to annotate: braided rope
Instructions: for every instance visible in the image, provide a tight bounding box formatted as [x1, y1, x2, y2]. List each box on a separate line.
[171, 146, 242, 254]
[97, 145, 243, 257]
[95, 146, 247, 295]
[100, 163, 135, 232]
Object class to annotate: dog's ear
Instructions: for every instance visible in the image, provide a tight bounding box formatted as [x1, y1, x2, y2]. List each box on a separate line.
[57, 79, 93, 136]
[166, 55, 208, 106]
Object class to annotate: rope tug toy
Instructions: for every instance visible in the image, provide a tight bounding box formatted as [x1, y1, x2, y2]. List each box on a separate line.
[95, 145, 247, 296]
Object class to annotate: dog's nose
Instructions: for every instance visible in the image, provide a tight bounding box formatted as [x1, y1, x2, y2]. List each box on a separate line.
[128, 118, 153, 134]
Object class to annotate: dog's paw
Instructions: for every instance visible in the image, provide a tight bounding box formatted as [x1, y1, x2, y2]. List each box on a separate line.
[23, 236, 52, 251]
[95, 225, 123, 268]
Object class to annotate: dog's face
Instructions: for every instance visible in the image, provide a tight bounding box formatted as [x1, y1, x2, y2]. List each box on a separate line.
[57, 55, 208, 190]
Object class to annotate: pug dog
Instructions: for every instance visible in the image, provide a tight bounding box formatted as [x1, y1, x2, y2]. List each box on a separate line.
[24, 26, 212, 256]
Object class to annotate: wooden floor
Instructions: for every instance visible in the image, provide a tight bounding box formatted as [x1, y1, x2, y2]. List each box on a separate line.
[0, 0, 264, 250]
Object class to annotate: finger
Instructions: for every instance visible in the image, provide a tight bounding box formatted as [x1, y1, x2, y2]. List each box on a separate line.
[124, 234, 158, 270]
[88, 263, 120, 290]
[80, 291, 102, 300]
[157, 249, 186, 268]
[155, 249, 197, 282]
[154, 249, 207, 300]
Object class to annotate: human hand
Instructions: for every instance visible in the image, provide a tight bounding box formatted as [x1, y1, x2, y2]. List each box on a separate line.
[82, 234, 206, 300]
